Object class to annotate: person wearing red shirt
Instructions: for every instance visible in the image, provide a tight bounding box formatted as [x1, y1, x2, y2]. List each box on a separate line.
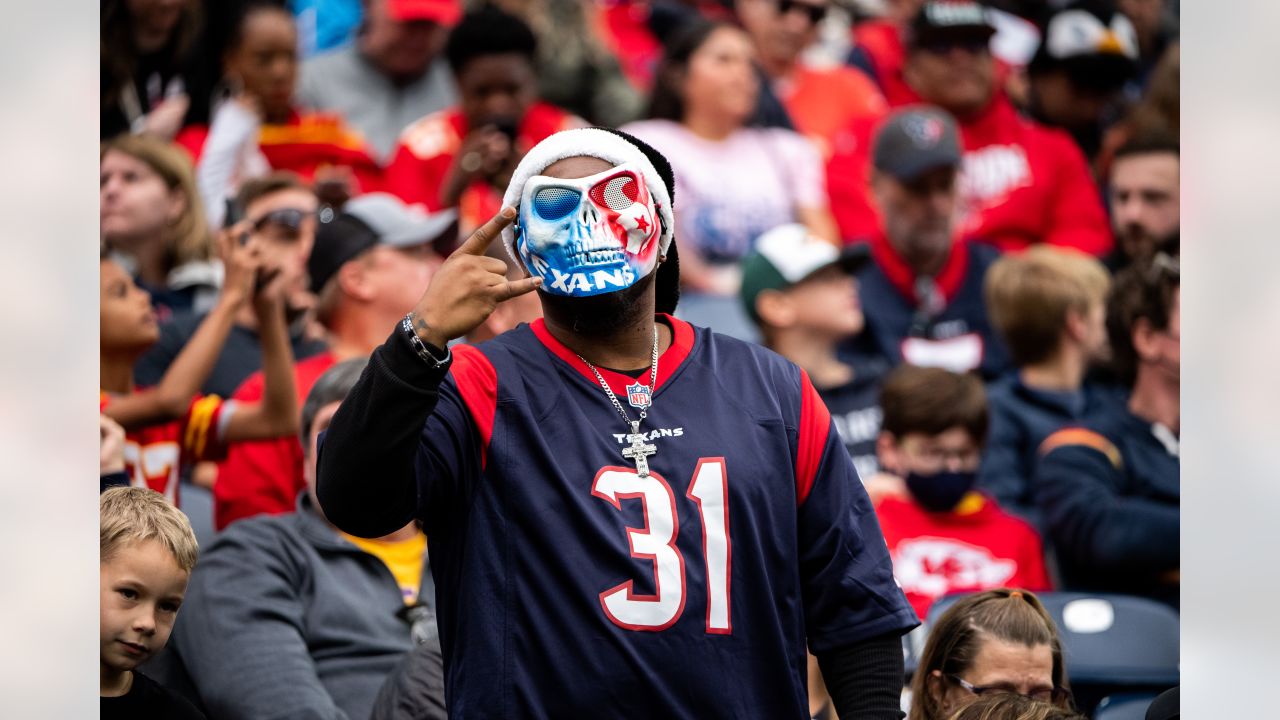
[179, 3, 384, 229]
[869, 365, 1051, 621]
[384, 5, 582, 234]
[839, 1, 1112, 257]
[100, 223, 298, 509]
[214, 194, 454, 529]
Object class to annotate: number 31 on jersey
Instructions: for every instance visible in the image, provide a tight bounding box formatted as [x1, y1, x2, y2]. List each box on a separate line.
[591, 458, 732, 634]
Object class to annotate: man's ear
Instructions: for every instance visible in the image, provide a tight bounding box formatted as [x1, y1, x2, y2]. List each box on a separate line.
[876, 431, 902, 476]
[1131, 317, 1158, 364]
[1063, 307, 1087, 345]
[336, 259, 374, 303]
[754, 289, 794, 329]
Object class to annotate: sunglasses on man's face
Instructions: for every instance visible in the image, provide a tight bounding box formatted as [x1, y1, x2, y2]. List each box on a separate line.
[251, 208, 318, 236]
[919, 37, 990, 56]
[774, 0, 827, 24]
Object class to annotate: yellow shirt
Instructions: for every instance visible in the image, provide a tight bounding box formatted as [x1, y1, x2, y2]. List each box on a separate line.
[341, 531, 427, 605]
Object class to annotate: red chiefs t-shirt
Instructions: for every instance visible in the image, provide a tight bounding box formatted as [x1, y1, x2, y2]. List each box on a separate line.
[101, 392, 234, 507]
[175, 108, 384, 194]
[213, 351, 336, 529]
[875, 492, 1051, 620]
[384, 103, 583, 233]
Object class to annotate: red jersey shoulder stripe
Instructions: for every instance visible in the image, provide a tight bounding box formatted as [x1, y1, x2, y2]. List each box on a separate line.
[450, 344, 499, 470]
[795, 369, 831, 506]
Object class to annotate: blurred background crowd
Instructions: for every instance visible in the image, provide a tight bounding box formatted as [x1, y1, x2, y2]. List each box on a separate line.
[99, 0, 1180, 718]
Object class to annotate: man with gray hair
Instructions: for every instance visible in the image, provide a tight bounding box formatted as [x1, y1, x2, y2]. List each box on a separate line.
[160, 358, 443, 720]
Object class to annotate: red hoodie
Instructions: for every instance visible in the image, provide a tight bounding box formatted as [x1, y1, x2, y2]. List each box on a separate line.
[828, 95, 1112, 256]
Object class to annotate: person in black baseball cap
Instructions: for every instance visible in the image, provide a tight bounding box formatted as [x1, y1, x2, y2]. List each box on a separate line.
[1027, 0, 1140, 160]
[904, 0, 999, 121]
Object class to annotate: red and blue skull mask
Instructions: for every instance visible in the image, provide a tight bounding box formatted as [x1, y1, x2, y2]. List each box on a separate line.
[514, 162, 662, 297]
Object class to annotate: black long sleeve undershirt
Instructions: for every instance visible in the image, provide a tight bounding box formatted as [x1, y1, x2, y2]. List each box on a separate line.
[817, 631, 908, 720]
[316, 325, 451, 538]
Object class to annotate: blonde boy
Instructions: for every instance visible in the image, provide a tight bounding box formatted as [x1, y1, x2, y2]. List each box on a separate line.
[100, 487, 205, 718]
[977, 247, 1115, 529]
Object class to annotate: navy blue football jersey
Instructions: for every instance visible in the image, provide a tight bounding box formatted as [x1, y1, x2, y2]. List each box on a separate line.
[414, 316, 916, 718]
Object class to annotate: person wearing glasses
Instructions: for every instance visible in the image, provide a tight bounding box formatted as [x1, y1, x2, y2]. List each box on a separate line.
[1035, 254, 1179, 608]
[944, 692, 1085, 720]
[136, 173, 327, 400]
[895, 1, 1112, 258]
[910, 589, 1073, 720]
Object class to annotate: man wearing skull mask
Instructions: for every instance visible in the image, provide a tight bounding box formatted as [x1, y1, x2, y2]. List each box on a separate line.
[316, 127, 918, 718]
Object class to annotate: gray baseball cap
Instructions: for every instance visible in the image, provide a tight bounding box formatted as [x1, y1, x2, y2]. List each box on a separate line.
[309, 193, 457, 294]
[872, 107, 963, 183]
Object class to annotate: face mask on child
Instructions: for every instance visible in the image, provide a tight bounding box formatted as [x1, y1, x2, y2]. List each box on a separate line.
[905, 469, 977, 512]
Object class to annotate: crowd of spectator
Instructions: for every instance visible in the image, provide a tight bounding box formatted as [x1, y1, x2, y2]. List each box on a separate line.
[99, 0, 1180, 717]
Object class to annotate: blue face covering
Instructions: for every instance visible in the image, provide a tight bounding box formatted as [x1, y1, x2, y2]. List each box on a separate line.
[905, 469, 978, 513]
[514, 163, 662, 297]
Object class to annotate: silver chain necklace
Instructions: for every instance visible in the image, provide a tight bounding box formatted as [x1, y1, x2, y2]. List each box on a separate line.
[575, 325, 660, 477]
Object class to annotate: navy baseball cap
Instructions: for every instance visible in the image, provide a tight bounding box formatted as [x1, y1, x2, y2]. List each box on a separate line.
[872, 107, 963, 183]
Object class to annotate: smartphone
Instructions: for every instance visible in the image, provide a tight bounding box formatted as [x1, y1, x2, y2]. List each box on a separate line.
[224, 198, 250, 245]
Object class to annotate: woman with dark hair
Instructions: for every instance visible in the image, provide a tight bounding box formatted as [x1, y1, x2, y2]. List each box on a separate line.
[181, 1, 383, 228]
[101, 0, 211, 140]
[911, 589, 1073, 720]
[101, 133, 219, 317]
[621, 20, 837, 340]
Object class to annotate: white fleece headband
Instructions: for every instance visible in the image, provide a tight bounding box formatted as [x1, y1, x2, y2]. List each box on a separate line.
[501, 128, 675, 265]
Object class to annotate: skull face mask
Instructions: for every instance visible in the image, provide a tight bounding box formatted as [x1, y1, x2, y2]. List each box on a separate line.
[514, 163, 662, 297]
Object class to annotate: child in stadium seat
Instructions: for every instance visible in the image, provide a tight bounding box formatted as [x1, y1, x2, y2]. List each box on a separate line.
[739, 224, 884, 483]
[872, 366, 1051, 621]
[99, 222, 297, 508]
[979, 247, 1117, 531]
[180, 2, 384, 228]
[100, 487, 205, 719]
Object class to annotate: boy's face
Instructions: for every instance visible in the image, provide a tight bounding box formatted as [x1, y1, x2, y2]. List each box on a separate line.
[785, 266, 864, 338]
[100, 259, 160, 353]
[878, 427, 980, 477]
[100, 539, 189, 674]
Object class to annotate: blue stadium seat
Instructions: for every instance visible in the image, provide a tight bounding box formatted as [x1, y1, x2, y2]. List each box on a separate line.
[1092, 692, 1158, 720]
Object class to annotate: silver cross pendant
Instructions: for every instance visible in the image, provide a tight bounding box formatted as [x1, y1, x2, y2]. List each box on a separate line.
[621, 420, 658, 478]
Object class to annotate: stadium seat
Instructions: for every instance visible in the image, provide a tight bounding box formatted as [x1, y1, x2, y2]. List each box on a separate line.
[1092, 692, 1158, 720]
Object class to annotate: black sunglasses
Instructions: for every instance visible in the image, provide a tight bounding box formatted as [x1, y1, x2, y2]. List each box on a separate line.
[775, 0, 827, 24]
[947, 674, 1073, 707]
[919, 37, 990, 56]
[251, 207, 318, 234]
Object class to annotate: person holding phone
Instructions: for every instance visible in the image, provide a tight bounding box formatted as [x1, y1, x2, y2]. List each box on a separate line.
[384, 5, 583, 236]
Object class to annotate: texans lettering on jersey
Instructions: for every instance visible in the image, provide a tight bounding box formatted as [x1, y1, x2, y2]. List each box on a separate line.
[101, 391, 235, 506]
[412, 316, 917, 719]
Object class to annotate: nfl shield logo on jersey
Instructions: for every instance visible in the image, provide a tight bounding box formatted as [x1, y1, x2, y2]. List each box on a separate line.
[626, 382, 652, 409]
